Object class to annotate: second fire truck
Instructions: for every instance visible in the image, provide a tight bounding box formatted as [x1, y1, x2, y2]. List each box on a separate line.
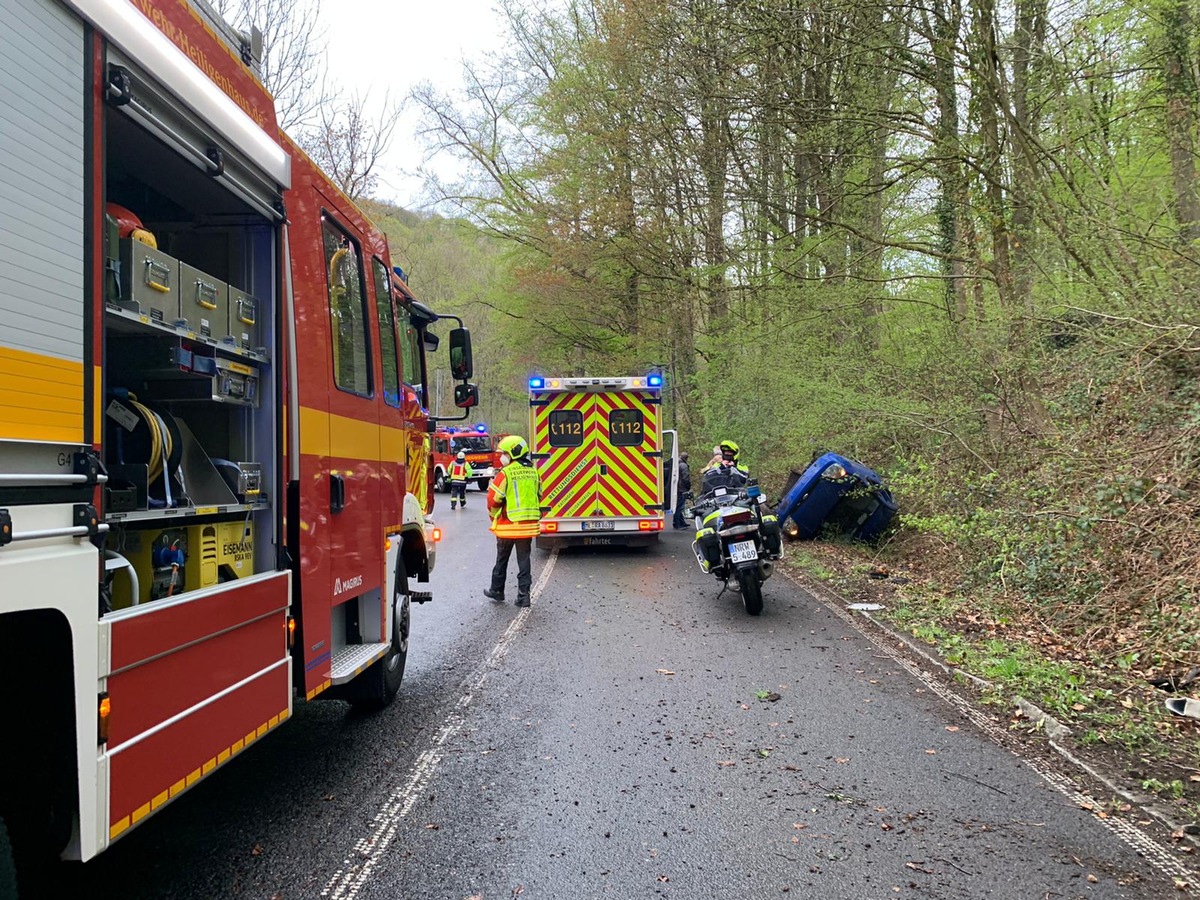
[431, 424, 503, 493]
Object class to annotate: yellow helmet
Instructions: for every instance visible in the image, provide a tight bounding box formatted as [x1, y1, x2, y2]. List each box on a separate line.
[718, 440, 740, 464]
[498, 434, 530, 460]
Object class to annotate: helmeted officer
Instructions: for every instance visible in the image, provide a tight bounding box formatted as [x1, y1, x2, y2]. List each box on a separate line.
[483, 435, 542, 607]
[700, 440, 750, 493]
[449, 450, 473, 509]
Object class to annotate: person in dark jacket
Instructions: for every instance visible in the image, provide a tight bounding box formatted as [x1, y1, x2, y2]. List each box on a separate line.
[673, 452, 691, 528]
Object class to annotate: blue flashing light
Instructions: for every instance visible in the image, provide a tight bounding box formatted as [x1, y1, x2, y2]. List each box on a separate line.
[529, 377, 545, 390]
[476, 423, 487, 433]
[647, 374, 663, 387]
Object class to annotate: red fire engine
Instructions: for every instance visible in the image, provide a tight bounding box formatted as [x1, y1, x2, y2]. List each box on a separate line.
[431, 424, 502, 493]
[0, 0, 478, 888]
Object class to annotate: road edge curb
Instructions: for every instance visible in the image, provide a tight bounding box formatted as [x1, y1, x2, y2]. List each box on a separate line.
[777, 564, 1200, 852]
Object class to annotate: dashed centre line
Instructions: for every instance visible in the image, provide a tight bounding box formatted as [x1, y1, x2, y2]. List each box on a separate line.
[321, 548, 559, 900]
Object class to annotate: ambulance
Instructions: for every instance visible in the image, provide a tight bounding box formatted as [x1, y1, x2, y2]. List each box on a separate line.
[529, 375, 679, 547]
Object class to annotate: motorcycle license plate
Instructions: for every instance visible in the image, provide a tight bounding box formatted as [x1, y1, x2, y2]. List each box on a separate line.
[729, 540, 758, 563]
[582, 520, 614, 531]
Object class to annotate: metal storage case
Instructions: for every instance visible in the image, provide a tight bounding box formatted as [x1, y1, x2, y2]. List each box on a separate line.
[228, 286, 261, 351]
[178, 261, 229, 340]
[118, 237, 180, 324]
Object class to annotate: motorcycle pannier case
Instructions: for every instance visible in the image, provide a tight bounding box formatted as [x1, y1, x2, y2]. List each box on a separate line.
[760, 514, 782, 556]
[695, 528, 722, 571]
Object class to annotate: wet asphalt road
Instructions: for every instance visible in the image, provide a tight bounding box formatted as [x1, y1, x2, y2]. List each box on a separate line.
[40, 499, 1188, 899]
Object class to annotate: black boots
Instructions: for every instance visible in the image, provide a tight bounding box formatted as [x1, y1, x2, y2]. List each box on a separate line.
[486, 589, 529, 607]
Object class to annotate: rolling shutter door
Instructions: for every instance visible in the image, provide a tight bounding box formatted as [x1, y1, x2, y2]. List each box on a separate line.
[0, 0, 86, 444]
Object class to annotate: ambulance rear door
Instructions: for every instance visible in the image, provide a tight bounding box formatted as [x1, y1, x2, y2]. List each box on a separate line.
[531, 388, 597, 521]
[593, 388, 662, 523]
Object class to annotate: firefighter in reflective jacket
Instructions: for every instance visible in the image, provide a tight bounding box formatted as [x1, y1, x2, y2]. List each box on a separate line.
[449, 450, 473, 509]
[483, 435, 542, 608]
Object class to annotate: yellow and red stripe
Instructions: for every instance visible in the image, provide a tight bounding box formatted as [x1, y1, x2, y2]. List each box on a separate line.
[532, 388, 662, 522]
[533, 390, 598, 518]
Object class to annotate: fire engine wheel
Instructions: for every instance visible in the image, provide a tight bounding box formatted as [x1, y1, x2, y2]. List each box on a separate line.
[476, 479, 489, 491]
[434, 470, 447, 493]
[0, 815, 16, 900]
[347, 568, 411, 711]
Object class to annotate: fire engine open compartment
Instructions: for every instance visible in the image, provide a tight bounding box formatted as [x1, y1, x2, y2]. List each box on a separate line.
[100, 57, 280, 609]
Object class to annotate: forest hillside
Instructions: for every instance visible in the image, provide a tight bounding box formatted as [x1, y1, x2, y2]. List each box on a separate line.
[369, 0, 1198, 818]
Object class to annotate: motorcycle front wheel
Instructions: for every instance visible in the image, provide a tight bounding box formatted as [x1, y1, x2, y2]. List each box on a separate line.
[735, 567, 763, 615]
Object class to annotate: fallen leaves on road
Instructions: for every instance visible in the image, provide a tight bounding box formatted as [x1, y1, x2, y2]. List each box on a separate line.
[717, 760, 736, 767]
[945, 726, 959, 733]
[656, 669, 676, 676]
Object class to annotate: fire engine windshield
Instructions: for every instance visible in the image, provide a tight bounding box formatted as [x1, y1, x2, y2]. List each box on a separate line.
[451, 436, 490, 454]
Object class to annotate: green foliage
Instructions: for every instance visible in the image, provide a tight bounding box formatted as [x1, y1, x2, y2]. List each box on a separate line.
[392, 0, 1200, 673]
[1141, 778, 1186, 800]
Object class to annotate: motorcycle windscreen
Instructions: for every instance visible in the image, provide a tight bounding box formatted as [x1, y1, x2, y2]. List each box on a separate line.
[593, 390, 660, 518]
[532, 390, 599, 518]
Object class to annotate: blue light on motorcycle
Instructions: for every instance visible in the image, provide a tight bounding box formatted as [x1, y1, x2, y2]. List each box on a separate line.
[747, 484, 761, 498]
[529, 377, 545, 390]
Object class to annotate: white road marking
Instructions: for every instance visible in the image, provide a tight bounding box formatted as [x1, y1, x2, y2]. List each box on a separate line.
[321, 547, 559, 900]
[780, 568, 1196, 883]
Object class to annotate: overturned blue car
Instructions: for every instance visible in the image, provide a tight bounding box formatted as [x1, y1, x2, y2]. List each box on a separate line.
[774, 452, 897, 543]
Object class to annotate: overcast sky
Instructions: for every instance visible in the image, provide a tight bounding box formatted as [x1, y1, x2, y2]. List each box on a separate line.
[317, 0, 506, 209]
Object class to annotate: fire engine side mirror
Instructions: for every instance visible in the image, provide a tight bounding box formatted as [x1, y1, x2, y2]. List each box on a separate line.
[454, 383, 479, 409]
[449, 327, 473, 380]
[423, 330, 440, 353]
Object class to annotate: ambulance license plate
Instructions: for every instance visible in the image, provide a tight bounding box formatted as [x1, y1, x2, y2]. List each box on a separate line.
[729, 540, 758, 563]
[582, 520, 614, 531]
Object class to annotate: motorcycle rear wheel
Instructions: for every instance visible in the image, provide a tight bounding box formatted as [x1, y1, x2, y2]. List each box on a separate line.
[736, 568, 763, 615]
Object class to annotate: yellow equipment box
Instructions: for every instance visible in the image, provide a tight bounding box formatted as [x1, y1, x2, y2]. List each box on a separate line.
[114, 521, 255, 608]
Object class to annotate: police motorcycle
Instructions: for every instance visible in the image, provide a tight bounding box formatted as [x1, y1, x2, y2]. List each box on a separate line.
[688, 477, 783, 616]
